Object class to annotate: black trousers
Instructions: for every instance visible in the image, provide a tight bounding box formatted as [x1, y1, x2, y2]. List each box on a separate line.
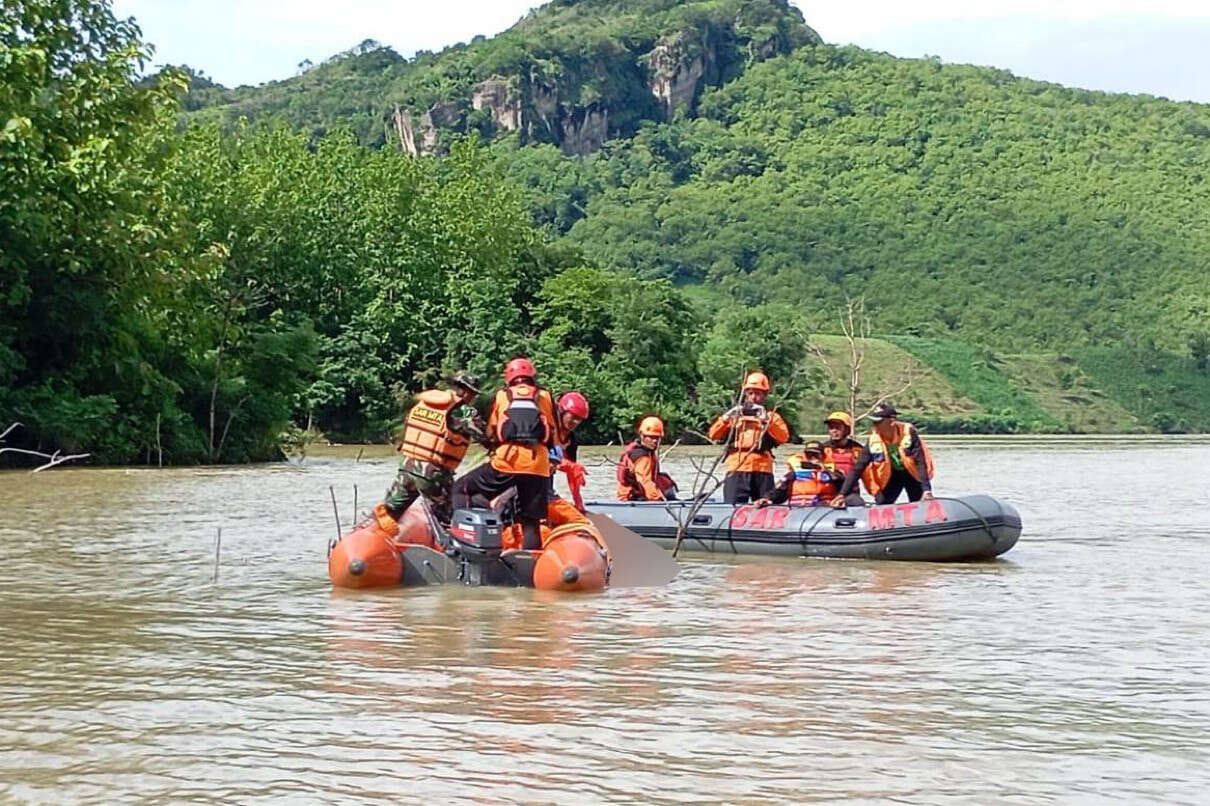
[453, 465, 548, 549]
[723, 471, 775, 504]
[874, 469, 925, 504]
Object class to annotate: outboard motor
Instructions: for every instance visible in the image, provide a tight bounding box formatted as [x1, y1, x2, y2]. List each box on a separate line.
[445, 508, 504, 585]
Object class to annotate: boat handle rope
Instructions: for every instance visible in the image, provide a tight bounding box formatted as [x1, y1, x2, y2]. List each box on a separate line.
[797, 507, 835, 554]
[935, 496, 997, 544]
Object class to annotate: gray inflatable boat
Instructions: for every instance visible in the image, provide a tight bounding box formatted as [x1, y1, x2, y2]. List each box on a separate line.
[587, 495, 1021, 561]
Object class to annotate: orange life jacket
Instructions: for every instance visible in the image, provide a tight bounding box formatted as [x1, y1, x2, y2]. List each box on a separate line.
[495, 384, 551, 445]
[786, 455, 841, 506]
[615, 441, 664, 501]
[489, 384, 557, 476]
[861, 422, 935, 496]
[707, 410, 790, 474]
[397, 390, 471, 471]
[821, 439, 864, 479]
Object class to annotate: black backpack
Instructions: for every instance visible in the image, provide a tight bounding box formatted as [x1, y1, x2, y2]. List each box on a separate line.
[498, 385, 549, 445]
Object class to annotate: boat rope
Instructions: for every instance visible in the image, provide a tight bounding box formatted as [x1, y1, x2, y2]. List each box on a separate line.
[936, 496, 997, 544]
[797, 507, 835, 555]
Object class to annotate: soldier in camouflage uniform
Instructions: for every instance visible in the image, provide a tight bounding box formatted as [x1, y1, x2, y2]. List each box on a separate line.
[379, 372, 487, 524]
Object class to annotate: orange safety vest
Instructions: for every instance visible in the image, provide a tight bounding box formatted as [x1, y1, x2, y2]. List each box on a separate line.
[488, 384, 557, 476]
[397, 390, 472, 471]
[861, 422, 935, 496]
[821, 439, 864, 479]
[615, 441, 664, 501]
[707, 411, 790, 474]
[785, 455, 841, 506]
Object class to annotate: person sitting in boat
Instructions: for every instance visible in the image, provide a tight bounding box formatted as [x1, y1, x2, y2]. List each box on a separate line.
[754, 440, 841, 508]
[821, 410, 867, 507]
[616, 416, 678, 501]
[706, 371, 791, 504]
[832, 403, 935, 507]
[454, 357, 560, 550]
[375, 372, 487, 534]
[546, 391, 591, 525]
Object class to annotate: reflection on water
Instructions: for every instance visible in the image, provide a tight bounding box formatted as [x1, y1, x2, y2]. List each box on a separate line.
[2, 439, 1210, 802]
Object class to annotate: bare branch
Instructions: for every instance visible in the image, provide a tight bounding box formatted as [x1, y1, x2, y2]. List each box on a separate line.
[0, 422, 21, 442]
[1, 446, 91, 471]
[32, 452, 90, 472]
[657, 437, 682, 464]
[215, 396, 250, 461]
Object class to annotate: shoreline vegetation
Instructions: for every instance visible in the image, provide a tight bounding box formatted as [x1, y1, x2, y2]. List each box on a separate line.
[4, 0, 1210, 470]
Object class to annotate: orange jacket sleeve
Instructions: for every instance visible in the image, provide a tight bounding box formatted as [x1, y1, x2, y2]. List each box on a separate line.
[707, 415, 733, 442]
[631, 454, 665, 501]
[487, 390, 506, 442]
[539, 390, 561, 448]
[767, 412, 790, 445]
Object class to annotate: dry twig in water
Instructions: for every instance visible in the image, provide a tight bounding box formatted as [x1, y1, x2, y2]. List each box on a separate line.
[0, 423, 90, 472]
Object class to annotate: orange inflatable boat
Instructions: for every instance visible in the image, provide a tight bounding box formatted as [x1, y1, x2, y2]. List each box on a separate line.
[328, 502, 611, 593]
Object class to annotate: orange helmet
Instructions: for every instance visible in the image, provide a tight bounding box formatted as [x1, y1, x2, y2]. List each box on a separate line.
[638, 416, 665, 438]
[503, 357, 536, 384]
[743, 371, 771, 392]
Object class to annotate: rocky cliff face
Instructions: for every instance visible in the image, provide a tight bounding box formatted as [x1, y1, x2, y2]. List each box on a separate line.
[386, 1, 821, 157]
[472, 77, 522, 132]
[647, 32, 711, 120]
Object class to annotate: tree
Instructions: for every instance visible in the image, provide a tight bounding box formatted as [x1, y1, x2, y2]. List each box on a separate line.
[1, 0, 195, 462]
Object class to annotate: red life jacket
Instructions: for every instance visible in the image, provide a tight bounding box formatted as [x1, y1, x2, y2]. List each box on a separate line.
[821, 439, 864, 479]
[616, 441, 662, 501]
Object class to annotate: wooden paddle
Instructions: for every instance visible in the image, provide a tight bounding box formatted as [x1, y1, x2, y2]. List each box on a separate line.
[588, 512, 679, 587]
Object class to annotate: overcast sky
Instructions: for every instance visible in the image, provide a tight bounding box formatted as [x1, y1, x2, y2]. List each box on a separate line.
[111, 0, 1210, 103]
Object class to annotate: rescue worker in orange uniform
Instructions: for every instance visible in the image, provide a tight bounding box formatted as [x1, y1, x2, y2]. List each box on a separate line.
[453, 357, 559, 550]
[546, 391, 591, 526]
[820, 410, 867, 507]
[377, 372, 486, 530]
[754, 441, 841, 507]
[833, 403, 935, 506]
[616, 416, 676, 501]
[706, 371, 791, 504]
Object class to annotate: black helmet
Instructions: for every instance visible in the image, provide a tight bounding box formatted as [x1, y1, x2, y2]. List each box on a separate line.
[450, 372, 481, 395]
[803, 440, 824, 456]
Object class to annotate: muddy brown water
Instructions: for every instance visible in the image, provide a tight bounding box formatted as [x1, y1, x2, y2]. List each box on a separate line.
[2, 437, 1209, 803]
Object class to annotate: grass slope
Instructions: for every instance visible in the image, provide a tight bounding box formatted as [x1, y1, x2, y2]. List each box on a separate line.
[998, 353, 1142, 433]
[1076, 346, 1210, 433]
[799, 335, 978, 428]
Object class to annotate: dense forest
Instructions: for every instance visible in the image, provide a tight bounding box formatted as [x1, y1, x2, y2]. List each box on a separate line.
[4, 0, 1210, 467]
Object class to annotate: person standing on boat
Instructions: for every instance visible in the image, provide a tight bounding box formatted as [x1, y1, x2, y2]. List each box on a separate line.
[616, 416, 676, 501]
[707, 371, 791, 504]
[375, 372, 487, 532]
[832, 403, 934, 506]
[546, 391, 591, 525]
[754, 440, 842, 508]
[453, 357, 560, 550]
[820, 410, 867, 507]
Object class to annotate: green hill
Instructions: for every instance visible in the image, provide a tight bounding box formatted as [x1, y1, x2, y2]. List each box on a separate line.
[8, 0, 1210, 469]
[176, 0, 1210, 434]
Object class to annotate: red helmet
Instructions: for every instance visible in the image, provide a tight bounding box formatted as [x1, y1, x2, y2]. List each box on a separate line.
[558, 391, 590, 419]
[503, 357, 536, 384]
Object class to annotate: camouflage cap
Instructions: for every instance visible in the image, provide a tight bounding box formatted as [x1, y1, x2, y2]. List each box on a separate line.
[450, 372, 481, 395]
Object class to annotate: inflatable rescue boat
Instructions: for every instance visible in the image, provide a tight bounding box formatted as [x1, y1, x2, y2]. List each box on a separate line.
[328, 502, 611, 592]
[587, 495, 1020, 561]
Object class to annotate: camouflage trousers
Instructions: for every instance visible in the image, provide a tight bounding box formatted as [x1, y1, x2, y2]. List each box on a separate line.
[383, 457, 456, 522]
